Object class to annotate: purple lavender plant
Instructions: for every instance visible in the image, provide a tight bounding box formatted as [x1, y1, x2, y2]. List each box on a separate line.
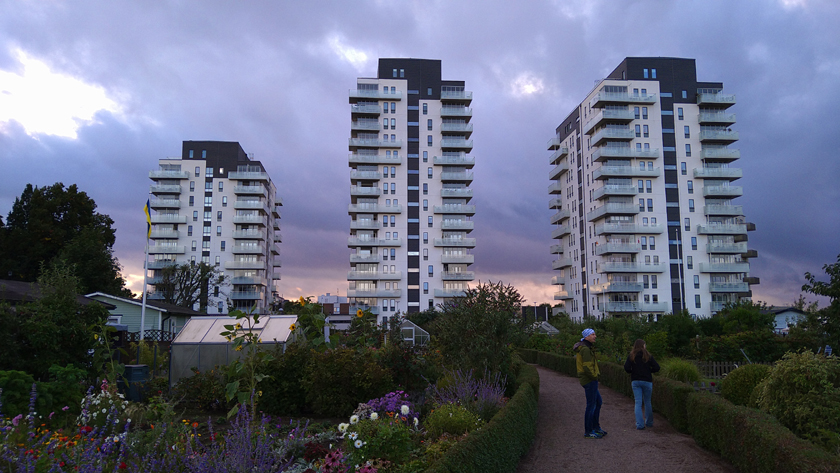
[428, 369, 507, 421]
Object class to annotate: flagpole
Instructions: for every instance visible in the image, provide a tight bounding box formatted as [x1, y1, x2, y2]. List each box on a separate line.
[140, 195, 151, 341]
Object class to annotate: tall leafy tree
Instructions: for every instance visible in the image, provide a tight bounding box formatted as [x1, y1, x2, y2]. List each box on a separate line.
[155, 262, 225, 312]
[802, 254, 840, 348]
[0, 183, 130, 296]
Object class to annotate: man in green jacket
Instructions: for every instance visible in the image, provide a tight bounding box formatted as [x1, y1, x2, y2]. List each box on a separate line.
[574, 328, 606, 439]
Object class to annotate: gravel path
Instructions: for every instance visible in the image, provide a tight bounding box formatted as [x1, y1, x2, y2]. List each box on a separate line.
[517, 366, 737, 473]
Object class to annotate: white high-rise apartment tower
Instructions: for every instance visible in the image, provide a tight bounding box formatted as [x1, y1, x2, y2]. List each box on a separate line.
[548, 58, 758, 320]
[147, 141, 282, 314]
[348, 59, 475, 321]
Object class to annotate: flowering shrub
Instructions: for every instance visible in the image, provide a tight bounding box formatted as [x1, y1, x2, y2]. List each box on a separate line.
[341, 412, 415, 468]
[303, 348, 394, 417]
[77, 378, 129, 429]
[428, 369, 507, 421]
[365, 391, 419, 428]
[424, 403, 484, 439]
[172, 366, 230, 412]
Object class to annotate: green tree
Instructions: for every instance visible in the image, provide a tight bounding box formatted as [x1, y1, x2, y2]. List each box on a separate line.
[718, 300, 774, 334]
[0, 183, 129, 296]
[803, 254, 840, 348]
[155, 261, 225, 312]
[656, 310, 699, 357]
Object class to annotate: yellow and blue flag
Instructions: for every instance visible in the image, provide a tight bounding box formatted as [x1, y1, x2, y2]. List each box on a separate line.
[144, 199, 151, 239]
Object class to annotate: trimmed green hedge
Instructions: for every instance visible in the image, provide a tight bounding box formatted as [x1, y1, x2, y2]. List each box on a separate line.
[426, 363, 539, 473]
[687, 393, 840, 473]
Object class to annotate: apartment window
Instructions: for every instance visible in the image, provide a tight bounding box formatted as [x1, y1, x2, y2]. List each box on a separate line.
[427, 135, 433, 146]
[429, 299, 434, 309]
[653, 255, 659, 264]
[423, 248, 428, 260]
[691, 237, 697, 250]
[189, 196, 195, 206]
[194, 166, 200, 177]
[643, 68, 649, 78]
[204, 211, 211, 221]
[688, 199, 695, 212]
[390, 215, 395, 227]
[647, 199, 653, 212]
[390, 249, 396, 260]
[193, 211, 198, 221]
[202, 240, 210, 249]
[646, 180, 652, 193]
[643, 125, 649, 137]
[427, 119, 433, 131]
[643, 275, 650, 288]
[383, 103, 389, 114]
[687, 181, 694, 194]
[651, 275, 658, 289]
[190, 181, 195, 192]
[633, 88, 639, 96]
[635, 124, 641, 137]
[215, 256, 220, 267]
[204, 196, 212, 206]
[687, 256, 693, 269]
[423, 183, 428, 195]
[641, 236, 647, 250]
[638, 180, 644, 193]
[695, 294, 701, 308]
[685, 144, 692, 157]
[680, 162, 687, 175]
[399, 68, 404, 78]
[383, 118, 389, 129]
[205, 168, 213, 177]
[391, 166, 396, 178]
[427, 87, 433, 95]
[382, 215, 388, 227]
[645, 255, 651, 264]
[682, 90, 688, 99]
[422, 103, 428, 115]
[391, 183, 396, 195]
[423, 232, 428, 244]
[423, 151, 428, 162]
[203, 226, 210, 236]
[191, 240, 197, 251]
[391, 102, 396, 113]
[422, 199, 429, 210]
[641, 88, 647, 95]
[684, 126, 690, 138]
[639, 198, 645, 212]
[191, 255, 196, 263]
[694, 275, 700, 289]
[189, 150, 194, 158]
[678, 107, 684, 120]
[651, 68, 657, 79]
[390, 134, 396, 142]
[187, 225, 193, 236]
[391, 118, 396, 129]
[205, 182, 212, 191]
[642, 107, 648, 119]
[392, 68, 397, 77]
[644, 295, 650, 303]
[217, 211, 222, 221]
[642, 217, 649, 226]
[428, 265, 434, 276]
[634, 106, 640, 119]
[423, 282, 429, 294]
[427, 167, 433, 178]
[649, 236, 655, 250]
[684, 218, 690, 231]
[428, 216, 433, 227]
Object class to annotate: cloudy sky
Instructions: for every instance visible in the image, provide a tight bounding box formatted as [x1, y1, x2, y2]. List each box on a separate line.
[1, 0, 838, 308]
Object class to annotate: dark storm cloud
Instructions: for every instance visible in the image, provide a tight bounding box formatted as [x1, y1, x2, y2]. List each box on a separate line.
[1, 0, 838, 304]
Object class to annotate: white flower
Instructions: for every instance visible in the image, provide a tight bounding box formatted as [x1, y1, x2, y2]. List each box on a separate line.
[354, 439, 363, 449]
[348, 432, 358, 440]
[338, 423, 349, 433]
[126, 418, 131, 424]
[401, 405, 410, 415]
[370, 412, 378, 420]
[102, 408, 107, 414]
[350, 415, 359, 424]
[413, 417, 419, 427]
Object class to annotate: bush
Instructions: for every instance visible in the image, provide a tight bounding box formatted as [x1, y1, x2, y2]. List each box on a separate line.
[171, 367, 229, 412]
[651, 376, 695, 433]
[427, 369, 507, 422]
[127, 341, 169, 373]
[303, 347, 394, 418]
[375, 342, 432, 392]
[0, 368, 85, 420]
[259, 343, 313, 416]
[659, 358, 701, 383]
[345, 417, 415, 465]
[720, 364, 772, 407]
[425, 403, 483, 438]
[754, 351, 840, 454]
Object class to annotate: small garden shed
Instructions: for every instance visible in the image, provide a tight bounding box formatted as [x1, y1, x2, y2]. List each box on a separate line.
[397, 319, 430, 346]
[170, 315, 297, 385]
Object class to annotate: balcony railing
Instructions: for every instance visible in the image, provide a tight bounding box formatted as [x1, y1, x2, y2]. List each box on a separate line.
[348, 270, 403, 280]
[699, 129, 739, 143]
[350, 186, 382, 197]
[441, 188, 473, 198]
[595, 223, 664, 235]
[349, 89, 402, 100]
[146, 260, 177, 269]
[440, 107, 472, 117]
[347, 237, 403, 247]
[350, 253, 382, 263]
[591, 127, 635, 145]
[229, 290, 265, 300]
[233, 185, 266, 195]
[440, 138, 473, 149]
[693, 167, 742, 179]
[594, 242, 642, 255]
[701, 147, 740, 161]
[709, 282, 750, 293]
[550, 243, 564, 254]
[232, 245, 265, 254]
[706, 242, 748, 253]
[590, 282, 644, 293]
[434, 288, 467, 298]
[440, 220, 474, 230]
[550, 209, 571, 225]
[547, 137, 563, 150]
[351, 120, 382, 131]
[350, 103, 381, 114]
[697, 93, 736, 107]
[440, 123, 474, 133]
[231, 276, 267, 286]
[348, 288, 402, 298]
[548, 182, 563, 194]
[704, 204, 744, 216]
[699, 262, 750, 273]
[551, 275, 568, 286]
[549, 146, 569, 165]
[224, 261, 266, 270]
[440, 171, 474, 181]
[697, 224, 747, 235]
[350, 170, 383, 180]
[549, 197, 563, 209]
[551, 225, 571, 239]
[150, 214, 187, 224]
[586, 203, 639, 222]
[147, 245, 186, 254]
[149, 170, 190, 179]
[434, 238, 477, 247]
[698, 112, 736, 125]
[433, 204, 476, 215]
[149, 199, 181, 209]
[433, 154, 475, 167]
[232, 215, 267, 225]
[442, 271, 475, 280]
[350, 220, 381, 230]
[234, 201, 269, 212]
[593, 166, 661, 179]
[233, 229, 265, 240]
[440, 90, 473, 101]
[592, 147, 659, 162]
[552, 257, 573, 270]
[228, 171, 269, 181]
[149, 229, 179, 239]
[349, 138, 403, 148]
[150, 184, 181, 194]
[583, 108, 636, 134]
[590, 92, 657, 108]
[349, 153, 402, 165]
[600, 262, 666, 273]
[593, 185, 637, 200]
[703, 185, 743, 197]
[604, 301, 670, 313]
[441, 254, 474, 264]
[549, 162, 569, 181]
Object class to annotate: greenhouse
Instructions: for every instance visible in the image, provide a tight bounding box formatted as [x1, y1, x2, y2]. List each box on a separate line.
[169, 315, 297, 385]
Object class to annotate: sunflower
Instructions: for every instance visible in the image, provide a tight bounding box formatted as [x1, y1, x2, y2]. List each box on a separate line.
[356, 309, 364, 318]
[289, 323, 296, 331]
[299, 296, 306, 305]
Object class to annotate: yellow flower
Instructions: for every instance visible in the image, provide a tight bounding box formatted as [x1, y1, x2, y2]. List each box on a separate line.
[94, 334, 99, 340]
[356, 309, 364, 318]
[235, 323, 241, 330]
[258, 338, 262, 343]
[258, 391, 263, 397]
[299, 296, 306, 305]
[289, 324, 296, 331]
[235, 345, 243, 351]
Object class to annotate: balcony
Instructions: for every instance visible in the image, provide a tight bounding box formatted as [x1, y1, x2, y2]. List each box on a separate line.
[706, 242, 748, 253]
[703, 185, 743, 198]
[350, 219, 381, 230]
[593, 165, 661, 179]
[699, 129, 739, 143]
[693, 167, 742, 180]
[348, 288, 402, 298]
[697, 224, 747, 235]
[586, 203, 639, 222]
[232, 245, 265, 255]
[551, 224, 571, 239]
[347, 237, 403, 247]
[441, 254, 474, 264]
[549, 147, 569, 165]
[231, 276, 267, 286]
[434, 288, 466, 298]
[232, 215, 266, 226]
[440, 106, 472, 117]
[440, 220, 474, 231]
[592, 147, 659, 162]
[147, 245, 186, 254]
[549, 198, 563, 209]
[225, 260, 266, 270]
[442, 271, 475, 281]
[550, 243, 565, 254]
[549, 162, 569, 180]
[742, 249, 759, 259]
[433, 204, 476, 215]
[233, 185, 266, 195]
[229, 290, 264, 301]
[701, 147, 740, 161]
[591, 127, 635, 146]
[441, 188, 473, 199]
[744, 276, 760, 284]
[697, 93, 736, 108]
[552, 257, 573, 270]
[595, 223, 664, 235]
[590, 92, 657, 108]
[440, 138, 473, 149]
[351, 120, 382, 131]
[590, 282, 644, 293]
[350, 103, 381, 115]
[583, 108, 636, 134]
[550, 209, 571, 225]
[150, 184, 181, 194]
[433, 154, 475, 167]
[149, 170, 190, 179]
[350, 170, 383, 181]
[348, 138, 403, 148]
[548, 182, 563, 194]
[600, 262, 666, 273]
[146, 260, 177, 269]
[149, 198, 181, 209]
[593, 185, 637, 200]
[699, 262, 750, 273]
[440, 90, 473, 102]
[349, 153, 402, 165]
[604, 301, 670, 313]
[704, 204, 744, 216]
[440, 122, 474, 134]
[229, 171, 269, 181]
[350, 253, 382, 263]
[595, 242, 642, 255]
[348, 271, 403, 281]
[234, 201, 269, 213]
[149, 229, 179, 239]
[554, 290, 573, 300]
[434, 238, 477, 248]
[350, 186, 382, 197]
[349, 89, 402, 100]
[440, 171, 474, 182]
[551, 275, 568, 286]
[709, 282, 750, 293]
[547, 137, 563, 150]
[698, 112, 736, 125]
[150, 214, 187, 224]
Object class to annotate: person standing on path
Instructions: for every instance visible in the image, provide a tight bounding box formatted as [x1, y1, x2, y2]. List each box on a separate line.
[574, 328, 606, 439]
[623, 339, 661, 430]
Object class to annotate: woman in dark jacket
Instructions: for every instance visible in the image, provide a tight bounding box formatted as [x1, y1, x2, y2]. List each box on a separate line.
[624, 339, 660, 429]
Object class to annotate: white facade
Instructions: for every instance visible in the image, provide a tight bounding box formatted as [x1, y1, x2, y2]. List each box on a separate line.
[147, 141, 282, 314]
[548, 58, 757, 320]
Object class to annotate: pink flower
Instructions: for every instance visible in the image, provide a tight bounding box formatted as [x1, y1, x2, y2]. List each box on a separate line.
[61, 406, 70, 411]
[12, 414, 23, 426]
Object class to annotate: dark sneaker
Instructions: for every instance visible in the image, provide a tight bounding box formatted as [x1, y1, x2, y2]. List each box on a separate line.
[584, 431, 603, 439]
[593, 428, 608, 436]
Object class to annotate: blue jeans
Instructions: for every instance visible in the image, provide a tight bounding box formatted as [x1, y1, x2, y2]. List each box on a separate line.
[631, 380, 653, 428]
[583, 380, 602, 434]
